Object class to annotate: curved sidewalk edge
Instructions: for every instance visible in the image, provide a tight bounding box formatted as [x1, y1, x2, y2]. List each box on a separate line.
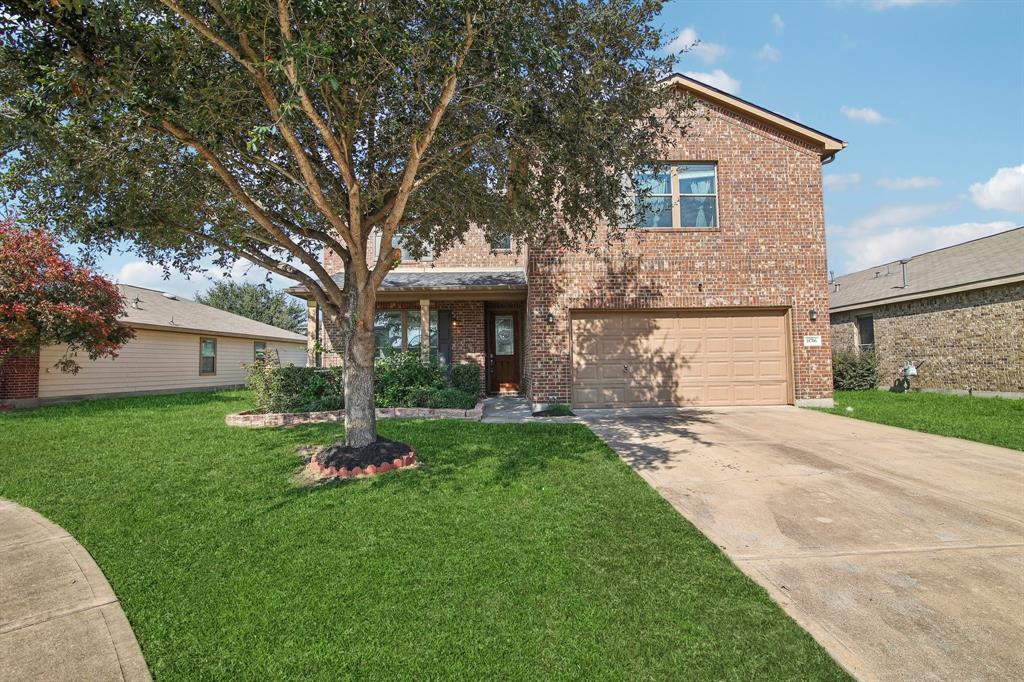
[0, 499, 151, 681]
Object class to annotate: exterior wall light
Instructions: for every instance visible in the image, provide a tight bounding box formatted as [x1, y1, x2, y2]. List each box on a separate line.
[809, 309, 818, 321]
[546, 312, 555, 324]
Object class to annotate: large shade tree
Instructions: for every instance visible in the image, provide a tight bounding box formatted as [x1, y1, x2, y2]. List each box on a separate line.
[1, 0, 687, 447]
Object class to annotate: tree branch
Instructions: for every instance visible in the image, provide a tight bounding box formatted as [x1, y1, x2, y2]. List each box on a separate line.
[371, 12, 476, 288]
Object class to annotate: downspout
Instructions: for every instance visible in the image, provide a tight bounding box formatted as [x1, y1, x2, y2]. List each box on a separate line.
[821, 152, 837, 165]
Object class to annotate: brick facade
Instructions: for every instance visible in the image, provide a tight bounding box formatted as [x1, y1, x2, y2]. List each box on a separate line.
[524, 99, 833, 404]
[322, 225, 525, 274]
[830, 282, 1024, 394]
[310, 95, 835, 407]
[0, 341, 40, 408]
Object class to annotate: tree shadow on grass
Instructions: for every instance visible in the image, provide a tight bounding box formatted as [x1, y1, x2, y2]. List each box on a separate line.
[272, 419, 614, 497]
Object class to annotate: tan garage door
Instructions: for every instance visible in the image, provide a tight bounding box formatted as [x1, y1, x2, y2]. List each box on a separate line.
[571, 310, 791, 407]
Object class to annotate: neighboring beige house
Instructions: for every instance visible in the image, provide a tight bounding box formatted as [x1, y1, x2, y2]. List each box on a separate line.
[1, 284, 307, 408]
[830, 227, 1024, 396]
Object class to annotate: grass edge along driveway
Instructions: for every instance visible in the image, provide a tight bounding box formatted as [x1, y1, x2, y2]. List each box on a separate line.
[819, 389, 1023, 451]
[0, 391, 849, 680]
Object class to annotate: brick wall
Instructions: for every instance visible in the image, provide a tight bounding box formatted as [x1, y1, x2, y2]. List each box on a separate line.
[525, 99, 833, 404]
[0, 341, 40, 407]
[322, 226, 526, 274]
[831, 282, 1024, 393]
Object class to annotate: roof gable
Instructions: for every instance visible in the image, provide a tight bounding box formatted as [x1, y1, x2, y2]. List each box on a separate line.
[661, 74, 846, 158]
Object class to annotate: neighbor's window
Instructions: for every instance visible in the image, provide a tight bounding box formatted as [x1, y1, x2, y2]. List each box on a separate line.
[490, 234, 512, 251]
[635, 162, 718, 229]
[856, 315, 875, 350]
[200, 338, 217, 375]
[374, 310, 439, 359]
[254, 341, 267, 361]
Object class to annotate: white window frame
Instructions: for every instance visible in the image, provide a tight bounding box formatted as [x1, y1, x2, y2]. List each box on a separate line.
[636, 162, 718, 230]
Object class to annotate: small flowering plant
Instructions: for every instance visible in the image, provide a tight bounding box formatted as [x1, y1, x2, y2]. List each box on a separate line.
[0, 218, 134, 373]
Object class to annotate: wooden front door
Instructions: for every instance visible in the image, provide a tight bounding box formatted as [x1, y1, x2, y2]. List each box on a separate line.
[486, 309, 520, 394]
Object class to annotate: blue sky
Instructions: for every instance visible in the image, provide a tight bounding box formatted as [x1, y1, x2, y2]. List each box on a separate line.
[85, 0, 1024, 296]
[660, 0, 1023, 276]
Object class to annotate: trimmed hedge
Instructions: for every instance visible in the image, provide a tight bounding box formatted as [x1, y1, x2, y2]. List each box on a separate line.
[450, 362, 482, 396]
[832, 349, 879, 391]
[246, 363, 344, 414]
[246, 354, 480, 413]
[375, 352, 446, 407]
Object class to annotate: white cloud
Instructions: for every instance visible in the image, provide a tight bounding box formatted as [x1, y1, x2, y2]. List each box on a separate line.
[969, 165, 1024, 213]
[849, 202, 952, 232]
[115, 258, 293, 299]
[682, 69, 741, 95]
[877, 176, 942, 190]
[823, 173, 861, 191]
[772, 13, 785, 31]
[665, 27, 727, 64]
[835, 221, 1015, 273]
[840, 105, 889, 124]
[869, 0, 957, 9]
[757, 44, 781, 62]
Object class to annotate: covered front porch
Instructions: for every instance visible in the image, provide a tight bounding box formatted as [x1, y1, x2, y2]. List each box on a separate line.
[301, 270, 527, 396]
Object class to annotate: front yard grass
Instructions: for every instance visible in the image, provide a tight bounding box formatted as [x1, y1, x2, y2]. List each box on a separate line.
[0, 391, 847, 680]
[822, 390, 1024, 451]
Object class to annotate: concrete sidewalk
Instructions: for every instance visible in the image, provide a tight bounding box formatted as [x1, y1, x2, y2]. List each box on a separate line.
[0, 499, 150, 681]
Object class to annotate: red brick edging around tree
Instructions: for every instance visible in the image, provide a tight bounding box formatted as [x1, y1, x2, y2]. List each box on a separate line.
[226, 401, 485, 428]
[308, 451, 418, 480]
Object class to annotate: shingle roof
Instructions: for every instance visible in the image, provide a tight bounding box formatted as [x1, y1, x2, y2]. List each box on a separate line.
[829, 227, 1024, 311]
[117, 284, 306, 342]
[336, 269, 527, 291]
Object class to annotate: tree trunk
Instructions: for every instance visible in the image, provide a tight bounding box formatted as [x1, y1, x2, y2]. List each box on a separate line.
[342, 291, 378, 448]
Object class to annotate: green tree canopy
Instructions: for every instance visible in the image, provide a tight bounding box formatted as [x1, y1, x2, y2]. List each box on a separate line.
[1, 0, 688, 446]
[195, 280, 305, 334]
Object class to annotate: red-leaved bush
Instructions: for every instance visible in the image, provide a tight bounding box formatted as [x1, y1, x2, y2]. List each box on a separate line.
[0, 218, 134, 373]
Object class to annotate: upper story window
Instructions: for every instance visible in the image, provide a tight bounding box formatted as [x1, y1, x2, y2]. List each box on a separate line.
[396, 235, 433, 262]
[635, 162, 718, 229]
[373, 230, 433, 262]
[490, 234, 512, 251]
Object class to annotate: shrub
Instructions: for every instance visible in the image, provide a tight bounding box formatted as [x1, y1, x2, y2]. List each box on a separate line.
[247, 360, 344, 413]
[450, 362, 482, 396]
[374, 352, 446, 407]
[832, 349, 879, 391]
[246, 353, 478, 414]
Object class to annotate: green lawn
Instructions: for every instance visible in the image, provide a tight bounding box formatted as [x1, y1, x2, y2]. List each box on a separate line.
[0, 392, 846, 680]
[821, 390, 1024, 451]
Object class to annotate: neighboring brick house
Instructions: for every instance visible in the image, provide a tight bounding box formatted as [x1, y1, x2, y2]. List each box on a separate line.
[295, 74, 845, 409]
[830, 227, 1024, 397]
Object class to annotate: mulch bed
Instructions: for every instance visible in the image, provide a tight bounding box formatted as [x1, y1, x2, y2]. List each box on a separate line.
[309, 437, 417, 479]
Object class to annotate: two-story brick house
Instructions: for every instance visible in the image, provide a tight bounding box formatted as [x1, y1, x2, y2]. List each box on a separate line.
[293, 75, 846, 410]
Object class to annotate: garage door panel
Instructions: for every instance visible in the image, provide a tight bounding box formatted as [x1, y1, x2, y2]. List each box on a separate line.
[572, 310, 791, 408]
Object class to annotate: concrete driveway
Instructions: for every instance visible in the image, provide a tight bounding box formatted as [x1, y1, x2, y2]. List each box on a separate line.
[577, 406, 1024, 682]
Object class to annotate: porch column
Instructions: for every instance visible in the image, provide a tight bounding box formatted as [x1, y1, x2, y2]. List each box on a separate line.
[419, 298, 430, 364]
